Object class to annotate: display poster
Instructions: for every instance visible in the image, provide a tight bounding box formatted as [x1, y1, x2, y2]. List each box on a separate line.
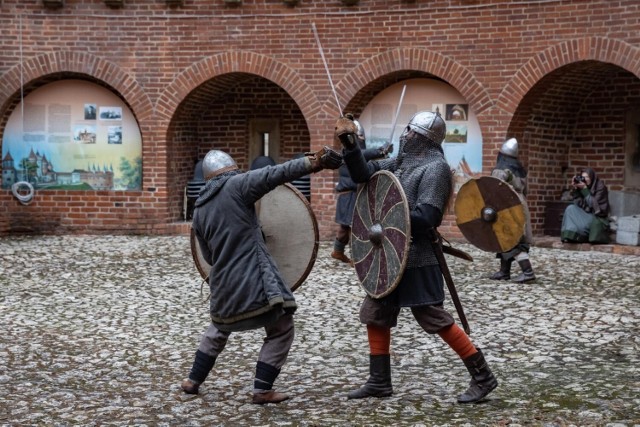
[1, 79, 142, 191]
[358, 79, 483, 191]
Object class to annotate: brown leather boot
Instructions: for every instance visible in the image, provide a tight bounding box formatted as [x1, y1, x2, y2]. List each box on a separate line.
[252, 390, 289, 404]
[331, 250, 353, 266]
[181, 379, 200, 394]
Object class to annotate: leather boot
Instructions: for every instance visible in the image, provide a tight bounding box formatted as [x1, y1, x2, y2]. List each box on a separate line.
[457, 349, 498, 404]
[252, 390, 290, 404]
[331, 250, 354, 266]
[347, 354, 393, 399]
[181, 350, 216, 395]
[489, 258, 511, 280]
[512, 259, 536, 283]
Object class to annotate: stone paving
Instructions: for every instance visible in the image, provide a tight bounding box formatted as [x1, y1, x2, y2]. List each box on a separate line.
[0, 234, 638, 426]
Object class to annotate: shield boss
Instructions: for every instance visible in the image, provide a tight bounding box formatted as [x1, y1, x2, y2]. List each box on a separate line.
[454, 176, 525, 253]
[351, 170, 410, 299]
[191, 183, 318, 291]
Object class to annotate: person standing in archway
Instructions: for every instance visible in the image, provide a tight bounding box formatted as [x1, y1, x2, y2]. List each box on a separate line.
[332, 118, 391, 265]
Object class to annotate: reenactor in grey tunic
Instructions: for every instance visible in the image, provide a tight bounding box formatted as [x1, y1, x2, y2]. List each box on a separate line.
[181, 147, 341, 404]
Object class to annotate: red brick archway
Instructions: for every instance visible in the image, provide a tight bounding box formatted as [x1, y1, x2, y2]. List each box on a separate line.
[497, 37, 640, 116]
[155, 51, 320, 134]
[0, 51, 152, 123]
[331, 47, 494, 119]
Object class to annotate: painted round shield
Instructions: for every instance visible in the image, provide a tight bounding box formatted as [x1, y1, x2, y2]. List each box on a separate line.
[350, 170, 411, 299]
[454, 176, 526, 253]
[191, 183, 318, 292]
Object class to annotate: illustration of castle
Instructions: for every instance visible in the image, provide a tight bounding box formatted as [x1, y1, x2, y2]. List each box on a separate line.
[2, 148, 113, 190]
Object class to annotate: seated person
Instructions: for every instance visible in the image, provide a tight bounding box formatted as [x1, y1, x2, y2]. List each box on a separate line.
[560, 167, 610, 243]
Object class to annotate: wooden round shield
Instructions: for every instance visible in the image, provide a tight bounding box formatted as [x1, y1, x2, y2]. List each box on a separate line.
[190, 183, 318, 292]
[350, 170, 411, 299]
[454, 176, 526, 253]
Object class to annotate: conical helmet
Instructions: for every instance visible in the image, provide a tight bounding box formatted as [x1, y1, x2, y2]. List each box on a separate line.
[405, 111, 446, 145]
[500, 138, 518, 158]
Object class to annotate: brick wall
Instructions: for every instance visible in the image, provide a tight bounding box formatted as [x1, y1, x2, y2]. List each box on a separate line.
[1, 0, 639, 239]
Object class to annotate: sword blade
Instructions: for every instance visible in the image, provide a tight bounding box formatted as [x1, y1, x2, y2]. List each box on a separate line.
[388, 84, 406, 144]
[311, 22, 343, 117]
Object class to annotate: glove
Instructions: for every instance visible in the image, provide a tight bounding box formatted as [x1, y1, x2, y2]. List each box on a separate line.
[306, 146, 343, 172]
[334, 115, 359, 150]
[379, 141, 394, 157]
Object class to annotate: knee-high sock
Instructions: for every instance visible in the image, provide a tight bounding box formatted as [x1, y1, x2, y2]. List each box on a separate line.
[367, 325, 391, 355]
[438, 324, 477, 360]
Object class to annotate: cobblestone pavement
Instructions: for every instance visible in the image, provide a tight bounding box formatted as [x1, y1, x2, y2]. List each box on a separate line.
[0, 235, 638, 426]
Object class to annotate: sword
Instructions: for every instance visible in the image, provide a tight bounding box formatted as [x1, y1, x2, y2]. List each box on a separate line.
[429, 229, 471, 335]
[387, 84, 406, 145]
[311, 22, 343, 117]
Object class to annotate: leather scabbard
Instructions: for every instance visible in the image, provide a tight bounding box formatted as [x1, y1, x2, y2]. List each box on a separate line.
[430, 230, 471, 335]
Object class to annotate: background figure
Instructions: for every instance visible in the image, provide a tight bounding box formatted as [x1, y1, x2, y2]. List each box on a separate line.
[336, 111, 498, 405]
[489, 138, 536, 283]
[560, 167, 610, 244]
[332, 119, 391, 265]
[181, 147, 341, 404]
[250, 155, 276, 170]
[290, 153, 311, 201]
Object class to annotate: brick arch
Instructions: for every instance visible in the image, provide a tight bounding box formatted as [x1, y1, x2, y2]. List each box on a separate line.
[0, 51, 152, 122]
[497, 37, 640, 115]
[155, 51, 320, 127]
[329, 47, 493, 117]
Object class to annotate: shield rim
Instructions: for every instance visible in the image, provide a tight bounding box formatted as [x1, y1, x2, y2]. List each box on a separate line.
[454, 175, 526, 253]
[190, 183, 318, 292]
[350, 170, 411, 299]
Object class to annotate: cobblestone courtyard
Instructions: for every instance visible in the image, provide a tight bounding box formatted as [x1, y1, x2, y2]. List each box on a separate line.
[0, 235, 638, 426]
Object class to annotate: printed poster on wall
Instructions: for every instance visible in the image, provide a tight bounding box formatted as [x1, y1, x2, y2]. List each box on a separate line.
[1, 79, 142, 191]
[358, 79, 483, 192]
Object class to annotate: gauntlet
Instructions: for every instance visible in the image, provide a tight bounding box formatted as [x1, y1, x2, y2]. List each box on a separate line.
[307, 146, 343, 172]
[334, 115, 359, 149]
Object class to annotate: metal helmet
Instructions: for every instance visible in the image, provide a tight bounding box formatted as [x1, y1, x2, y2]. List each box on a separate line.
[500, 138, 519, 158]
[202, 150, 238, 180]
[405, 111, 446, 145]
[353, 119, 366, 140]
[353, 119, 367, 149]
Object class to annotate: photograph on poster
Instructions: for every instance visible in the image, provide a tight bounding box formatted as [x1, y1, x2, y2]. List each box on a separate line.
[84, 104, 97, 120]
[446, 104, 468, 121]
[108, 126, 122, 144]
[432, 104, 444, 117]
[73, 125, 97, 144]
[99, 106, 122, 121]
[445, 124, 467, 143]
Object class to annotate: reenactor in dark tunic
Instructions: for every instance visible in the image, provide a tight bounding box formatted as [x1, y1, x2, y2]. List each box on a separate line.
[332, 119, 391, 265]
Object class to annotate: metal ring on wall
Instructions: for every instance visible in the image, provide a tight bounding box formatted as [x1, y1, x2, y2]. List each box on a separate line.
[11, 181, 35, 205]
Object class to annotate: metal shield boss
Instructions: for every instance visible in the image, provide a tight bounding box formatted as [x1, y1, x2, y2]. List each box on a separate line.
[190, 183, 319, 292]
[350, 170, 411, 299]
[454, 176, 526, 253]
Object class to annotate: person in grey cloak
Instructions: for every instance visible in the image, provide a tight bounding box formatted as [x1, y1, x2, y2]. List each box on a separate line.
[332, 118, 391, 265]
[560, 167, 610, 244]
[181, 147, 342, 404]
[335, 111, 498, 404]
[489, 138, 536, 283]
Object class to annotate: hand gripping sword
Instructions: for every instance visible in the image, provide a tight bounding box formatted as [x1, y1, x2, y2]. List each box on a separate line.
[429, 229, 472, 335]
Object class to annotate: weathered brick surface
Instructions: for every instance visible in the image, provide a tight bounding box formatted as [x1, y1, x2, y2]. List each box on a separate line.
[0, 0, 639, 239]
